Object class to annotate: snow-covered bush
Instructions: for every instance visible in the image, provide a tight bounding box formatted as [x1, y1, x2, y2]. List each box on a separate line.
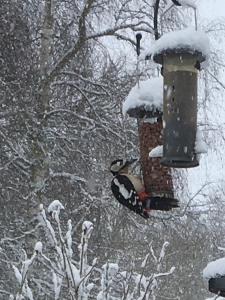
[10, 201, 175, 300]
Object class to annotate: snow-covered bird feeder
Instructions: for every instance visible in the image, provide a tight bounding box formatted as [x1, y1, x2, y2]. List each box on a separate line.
[123, 77, 175, 199]
[203, 257, 225, 297]
[147, 28, 210, 168]
[123, 77, 163, 119]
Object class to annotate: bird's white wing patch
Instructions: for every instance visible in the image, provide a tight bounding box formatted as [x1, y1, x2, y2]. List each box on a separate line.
[113, 178, 133, 200]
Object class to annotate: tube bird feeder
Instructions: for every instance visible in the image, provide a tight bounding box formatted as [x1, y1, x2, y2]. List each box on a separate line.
[149, 28, 210, 168]
[123, 77, 176, 201]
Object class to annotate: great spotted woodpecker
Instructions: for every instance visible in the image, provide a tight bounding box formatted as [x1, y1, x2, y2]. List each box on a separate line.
[110, 159, 179, 219]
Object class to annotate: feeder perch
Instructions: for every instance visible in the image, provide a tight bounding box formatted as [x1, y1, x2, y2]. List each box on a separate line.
[123, 78, 176, 199]
[149, 27, 210, 168]
[209, 276, 225, 297]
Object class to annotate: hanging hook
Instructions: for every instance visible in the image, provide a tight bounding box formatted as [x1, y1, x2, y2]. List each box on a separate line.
[154, 0, 161, 40]
[136, 33, 142, 57]
[136, 33, 142, 89]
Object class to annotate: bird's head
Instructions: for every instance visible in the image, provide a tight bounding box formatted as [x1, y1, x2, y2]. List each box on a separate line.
[110, 158, 137, 176]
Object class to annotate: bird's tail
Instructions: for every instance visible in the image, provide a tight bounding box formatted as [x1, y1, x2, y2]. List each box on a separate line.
[148, 196, 179, 211]
[138, 191, 179, 211]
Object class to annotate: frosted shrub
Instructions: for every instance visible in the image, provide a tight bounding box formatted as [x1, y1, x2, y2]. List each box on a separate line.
[10, 201, 175, 300]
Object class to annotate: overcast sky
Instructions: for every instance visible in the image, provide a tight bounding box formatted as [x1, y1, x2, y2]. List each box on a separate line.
[186, 0, 225, 201]
[198, 0, 225, 19]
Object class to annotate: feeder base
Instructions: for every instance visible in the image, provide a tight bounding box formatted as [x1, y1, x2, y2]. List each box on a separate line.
[160, 157, 199, 168]
[209, 277, 225, 297]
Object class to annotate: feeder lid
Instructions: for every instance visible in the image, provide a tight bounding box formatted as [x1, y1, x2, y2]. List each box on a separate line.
[126, 106, 162, 119]
[153, 49, 206, 65]
[160, 155, 199, 168]
[145, 27, 210, 64]
[123, 77, 163, 118]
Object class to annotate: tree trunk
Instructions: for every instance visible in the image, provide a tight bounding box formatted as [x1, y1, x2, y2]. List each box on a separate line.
[30, 0, 54, 201]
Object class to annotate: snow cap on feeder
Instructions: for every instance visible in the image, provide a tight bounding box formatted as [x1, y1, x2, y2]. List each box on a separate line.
[124, 33, 163, 120]
[146, 27, 210, 168]
[123, 76, 163, 119]
[148, 27, 210, 62]
[203, 257, 225, 297]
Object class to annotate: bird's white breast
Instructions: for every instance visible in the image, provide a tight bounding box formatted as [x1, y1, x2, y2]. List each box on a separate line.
[124, 174, 145, 193]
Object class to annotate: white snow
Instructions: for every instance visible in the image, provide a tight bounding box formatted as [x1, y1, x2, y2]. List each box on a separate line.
[52, 271, 62, 300]
[102, 263, 119, 277]
[123, 77, 163, 115]
[82, 221, 94, 236]
[39, 205, 57, 246]
[149, 145, 163, 158]
[66, 261, 81, 287]
[12, 265, 22, 284]
[141, 254, 150, 268]
[195, 128, 207, 154]
[158, 241, 169, 263]
[66, 219, 73, 258]
[22, 255, 35, 279]
[34, 241, 43, 254]
[47, 200, 65, 214]
[203, 257, 225, 279]
[205, 298, 224, 300]
[145, 27, 210, 59]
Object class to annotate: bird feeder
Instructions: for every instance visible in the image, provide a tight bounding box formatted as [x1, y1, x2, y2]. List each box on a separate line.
[209, 276, 225, 297]
[124, 78, 175, 200]
[154, 49, 205, 167]
[203, 256, 225, 297]
[138, 114, 174, 199]
[151, 28, 209, 168]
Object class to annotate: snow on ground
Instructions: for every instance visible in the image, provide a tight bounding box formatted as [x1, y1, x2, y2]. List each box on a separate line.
[123, 76, 163, 115]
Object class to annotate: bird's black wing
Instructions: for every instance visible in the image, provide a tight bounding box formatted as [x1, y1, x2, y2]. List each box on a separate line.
[111, 175, 149, 219]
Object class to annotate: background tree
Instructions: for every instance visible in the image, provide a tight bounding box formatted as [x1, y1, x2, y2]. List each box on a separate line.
[1, 0, 225, 299]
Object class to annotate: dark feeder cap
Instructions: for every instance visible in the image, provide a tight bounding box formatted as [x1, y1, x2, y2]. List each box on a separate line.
[126, 105, 163, 120]
[209, 276, 225, 297]
[160, 156, 199, 169]
[153, 48, 206, 67]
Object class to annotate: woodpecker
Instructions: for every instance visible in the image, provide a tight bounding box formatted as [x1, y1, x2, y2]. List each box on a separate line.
[110, 159, 179, 219]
